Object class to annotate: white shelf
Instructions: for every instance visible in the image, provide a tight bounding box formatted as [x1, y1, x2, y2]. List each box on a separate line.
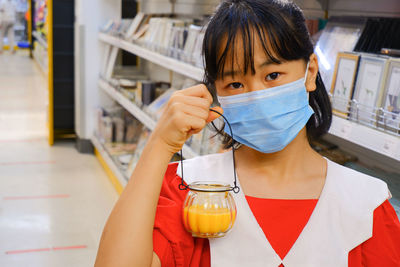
[99, 78, 156, 130]
[91, 135, 128, 187]
[98, 32, 204, 81]
[32, 31, 48, 50]
[329, 115, 400, 162]
[98, 78, 199, 159]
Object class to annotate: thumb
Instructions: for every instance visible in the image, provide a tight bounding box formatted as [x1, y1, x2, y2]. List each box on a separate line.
[207, 106, 224, 123]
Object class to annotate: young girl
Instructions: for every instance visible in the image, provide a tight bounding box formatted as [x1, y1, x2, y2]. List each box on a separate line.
[95, 0, 400, 266]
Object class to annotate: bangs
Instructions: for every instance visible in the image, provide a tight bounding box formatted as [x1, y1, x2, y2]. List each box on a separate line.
[203, 0, 312, 82]
[216, 23, 282, 80]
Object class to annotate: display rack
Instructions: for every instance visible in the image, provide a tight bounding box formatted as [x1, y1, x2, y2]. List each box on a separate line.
[98, 29, 400, 167]
[32, 31, 48, 75]
[329, 116, 400, 161]
[32, 31, 47, 49]
[98, 33, 204, 81]
[98, 78, 199, 159]
[92, 135, 127, 193]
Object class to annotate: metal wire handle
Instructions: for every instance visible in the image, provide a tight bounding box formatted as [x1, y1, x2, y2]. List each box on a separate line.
[178, 108, 240, 194]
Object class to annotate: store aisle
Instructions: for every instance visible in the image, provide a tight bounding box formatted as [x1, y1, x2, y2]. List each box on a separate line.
[0, 51, 118, 266]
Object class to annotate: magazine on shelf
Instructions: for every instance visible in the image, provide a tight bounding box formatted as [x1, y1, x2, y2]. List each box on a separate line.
[100, 116, 113, 143]
[164, 19, 186, 53]
[132, 15, 152, 41]
[183, 25, 202, 63]
[125, 116, 143, 144]
[379, 58, 400, 133]
[104, 142, 137, 156]
[351, 54, 389, 126]
[113, 117, 125, 143]
[133, 23, 150, 40]
[142, 17, 163, 46]
[315, 23, 363, 91]
[118, 79, 137, 89]
[192, 30, 205, 67]
[118, 19, 133, 36]
[125, 12, 145, 40]
[168, 25, 186, 59]
[146, 88, 177, 120]
[330, 52, 360, 118]
[105, 47, 119, 79]
[101, 20, 115, 33]
[100, 44, 112, 77]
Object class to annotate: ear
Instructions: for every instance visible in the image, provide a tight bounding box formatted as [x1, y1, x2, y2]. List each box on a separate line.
[305, 53, 318, 92]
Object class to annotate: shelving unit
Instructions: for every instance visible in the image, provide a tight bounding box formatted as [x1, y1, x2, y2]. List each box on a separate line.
[98, 33, 204, 81]
[91, 135, 127, 193]
[32, 31, 48, 76]
[329, 116, 400, 161]
[98, 78, 199, 159]
[98, 32, 400, 163]
[96, 26, 400, 187]
[95, 28, 205, 186]
[32, 31, 48, 49]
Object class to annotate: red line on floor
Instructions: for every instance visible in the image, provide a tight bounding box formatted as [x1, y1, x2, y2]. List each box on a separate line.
[5, 245, 87, 255]
[6, 248, 51, 254]
[0, 160, 56, 166]
[3, 194, 70, 200]
[52, 245, 87, 251]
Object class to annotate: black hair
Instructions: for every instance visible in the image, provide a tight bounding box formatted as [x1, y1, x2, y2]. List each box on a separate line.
[202, 0, 332, 149]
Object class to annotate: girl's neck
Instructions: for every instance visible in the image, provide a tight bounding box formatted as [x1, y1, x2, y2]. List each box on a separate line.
[235, 128, 323, 185]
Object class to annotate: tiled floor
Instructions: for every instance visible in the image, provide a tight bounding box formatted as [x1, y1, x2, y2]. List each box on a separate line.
[0, 51, 118, 267]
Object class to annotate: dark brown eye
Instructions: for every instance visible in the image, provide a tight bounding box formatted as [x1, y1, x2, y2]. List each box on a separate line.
[266, 72, 280, 81]
[229, 82, 243, 89]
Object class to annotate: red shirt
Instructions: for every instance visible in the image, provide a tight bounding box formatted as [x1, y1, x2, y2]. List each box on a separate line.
[153, 163, 400, 266]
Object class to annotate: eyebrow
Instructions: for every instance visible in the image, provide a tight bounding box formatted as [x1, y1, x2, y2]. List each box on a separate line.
[259, 59, 281, 67]
[222, 59, 282, 78]
[223, 70, 241, 77]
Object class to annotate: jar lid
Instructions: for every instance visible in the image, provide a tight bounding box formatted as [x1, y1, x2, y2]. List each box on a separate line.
[188, 182, 232, 192]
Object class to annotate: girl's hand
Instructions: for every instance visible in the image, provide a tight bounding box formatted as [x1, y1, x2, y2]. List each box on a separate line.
[151, 84, 222, 154]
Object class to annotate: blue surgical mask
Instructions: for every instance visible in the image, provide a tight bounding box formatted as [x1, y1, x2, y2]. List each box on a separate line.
[217, 72, 314, 153]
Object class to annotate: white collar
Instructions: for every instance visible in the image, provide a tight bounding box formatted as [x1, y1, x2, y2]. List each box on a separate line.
[177, 152, 390, 266]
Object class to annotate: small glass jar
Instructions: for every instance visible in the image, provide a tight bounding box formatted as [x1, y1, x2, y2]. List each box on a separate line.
[182, 182, 237, 238]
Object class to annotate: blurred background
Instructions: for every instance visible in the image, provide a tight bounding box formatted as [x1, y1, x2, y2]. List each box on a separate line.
[0, 0, 399, 266]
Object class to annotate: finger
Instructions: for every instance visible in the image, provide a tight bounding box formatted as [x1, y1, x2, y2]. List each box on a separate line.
[174, 112, 207, 134]
[169, 102, 209, 122]
[184, 115, 207, 133]
[178, 84, 213, 104]
[207, 106, 224, 123]
[169, 94, 210, 110]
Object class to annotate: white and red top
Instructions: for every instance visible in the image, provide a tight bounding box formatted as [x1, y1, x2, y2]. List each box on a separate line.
[153, 152, 400, 266]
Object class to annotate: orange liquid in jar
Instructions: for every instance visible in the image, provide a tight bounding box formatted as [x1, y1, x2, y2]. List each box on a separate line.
[183, 205, 236, 235]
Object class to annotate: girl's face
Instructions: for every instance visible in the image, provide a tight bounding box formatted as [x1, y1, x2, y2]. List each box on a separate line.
[214, 34, 319, 97]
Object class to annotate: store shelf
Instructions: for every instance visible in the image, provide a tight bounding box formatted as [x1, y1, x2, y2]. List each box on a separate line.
[32, 31, 48, 50]
[91, 135, 128, 188]
[98, 32, 204, 81]
[329, 115, 400, 162]
[98, 78, 199, 159]
[32, 48, 48, 76]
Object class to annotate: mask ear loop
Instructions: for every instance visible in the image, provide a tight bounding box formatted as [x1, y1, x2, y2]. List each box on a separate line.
[304, 61, 310, 100]
[178, 109, 240, 194]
